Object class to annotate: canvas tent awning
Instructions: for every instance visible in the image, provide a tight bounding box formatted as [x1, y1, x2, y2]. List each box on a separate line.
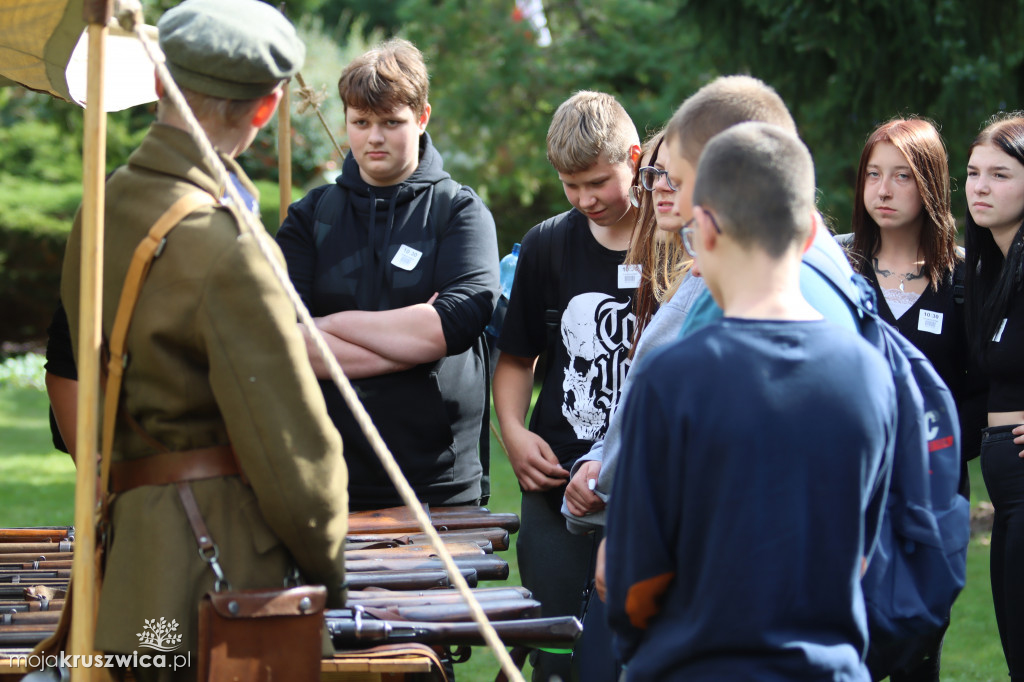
[0, 0, 157, 111]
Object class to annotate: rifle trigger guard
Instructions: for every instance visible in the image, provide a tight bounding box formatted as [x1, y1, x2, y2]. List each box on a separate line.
[447, 645, 472, 664]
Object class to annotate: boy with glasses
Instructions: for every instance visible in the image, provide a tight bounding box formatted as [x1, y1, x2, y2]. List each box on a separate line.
[605, 122, 894, 682]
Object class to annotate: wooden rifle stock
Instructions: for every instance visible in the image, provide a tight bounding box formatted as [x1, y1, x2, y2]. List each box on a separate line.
[346, 528, 510, 552]
[0, 599, 64, 612]
[346, 555, 508, 581]
[0, 528, 72, 542]
[0, 552, 74, 563]
[348, 507, 520, 535]
[326, 614, 582, 649]
[346, 542, 485, 561]
[346, 568, 478, 591]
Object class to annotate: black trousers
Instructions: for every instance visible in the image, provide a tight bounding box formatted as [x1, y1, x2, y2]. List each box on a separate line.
[981, 424, 1024, 681]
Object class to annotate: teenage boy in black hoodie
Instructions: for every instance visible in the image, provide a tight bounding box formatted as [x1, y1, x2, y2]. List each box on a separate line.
[277, 38, 499, 510]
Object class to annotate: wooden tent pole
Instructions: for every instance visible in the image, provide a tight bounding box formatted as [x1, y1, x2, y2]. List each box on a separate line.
[71, 2, 111, 680]
[278, 78, 292, 225]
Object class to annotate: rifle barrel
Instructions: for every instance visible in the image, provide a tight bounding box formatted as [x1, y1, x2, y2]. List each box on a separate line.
[345, 568, 478, 591]
[327, 615, 582, 649]
[346, 556, 507, 581]
[347, 586, 532, 606]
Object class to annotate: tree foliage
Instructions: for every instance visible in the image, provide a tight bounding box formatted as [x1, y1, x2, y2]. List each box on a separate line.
[326, 0, 1024, 243]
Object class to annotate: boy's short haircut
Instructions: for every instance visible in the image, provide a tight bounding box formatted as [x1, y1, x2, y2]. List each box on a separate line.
[693, 122, 815, 258]
[668, 75, 796, 164]
[546, 91, 640, 174]
[338, 38, 429, 116]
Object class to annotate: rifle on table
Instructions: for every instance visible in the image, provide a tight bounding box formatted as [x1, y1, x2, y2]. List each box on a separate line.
[0, 542, 73, 554]
[329, 597, 540, 623]
[348, 586, 532, 606]
[327, 611, 581, 650]
[346, 568, 478, 591]
[0, 552, 74, 563]
[0, 561, 73, 571]
[346, 542, 486, 561]
[0, 527, 73, 542]
[346, 555, 508, 581]
[0, 599, 65, 613]
[347, 527, 511, 552]
[349, 506, 520, 535]
[0, 624, 53, 646]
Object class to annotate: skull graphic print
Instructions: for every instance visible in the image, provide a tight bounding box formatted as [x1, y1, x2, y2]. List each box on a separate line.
[560, 292, 635, 440]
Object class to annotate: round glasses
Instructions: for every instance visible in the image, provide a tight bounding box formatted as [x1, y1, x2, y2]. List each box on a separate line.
[681, 208, 721, 258]
[638, 166, 677, 192]
[681, 221, 698, 257]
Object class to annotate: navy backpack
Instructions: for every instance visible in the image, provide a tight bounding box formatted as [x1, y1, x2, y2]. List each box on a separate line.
[805, 242, 970, 678]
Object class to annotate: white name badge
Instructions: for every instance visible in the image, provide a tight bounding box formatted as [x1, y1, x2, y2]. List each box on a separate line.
[391, 245, 423, 271]
[993, 318, 1009, 343]
[917, 310, 943, 335]
[618, 264, 642, 289]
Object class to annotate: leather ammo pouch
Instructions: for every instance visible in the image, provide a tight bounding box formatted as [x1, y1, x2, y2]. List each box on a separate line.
[175, 481, 325, 682]
[198, 584, 326, 682]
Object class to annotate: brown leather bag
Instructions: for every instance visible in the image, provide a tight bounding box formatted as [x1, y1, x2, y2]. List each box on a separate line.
[197, 585, 326, 682]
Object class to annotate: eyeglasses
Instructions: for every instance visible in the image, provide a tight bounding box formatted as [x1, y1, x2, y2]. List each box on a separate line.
[681, 222, 698, 258]
[680, 207, 722, 258]
[638, 166, 678, 192]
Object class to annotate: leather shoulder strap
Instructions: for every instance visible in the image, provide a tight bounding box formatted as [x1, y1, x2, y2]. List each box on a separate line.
[100, 192, 218, 499]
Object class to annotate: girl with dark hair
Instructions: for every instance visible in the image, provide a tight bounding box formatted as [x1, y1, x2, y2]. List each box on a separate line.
[965, 112, 1024, 682]
[847, 118, 980, 682]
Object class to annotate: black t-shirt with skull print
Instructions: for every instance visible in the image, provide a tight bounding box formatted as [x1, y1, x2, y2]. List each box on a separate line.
[498, 208, 637, 471]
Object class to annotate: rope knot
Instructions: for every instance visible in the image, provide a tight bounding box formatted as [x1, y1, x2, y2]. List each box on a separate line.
[295, 84, 328, 115]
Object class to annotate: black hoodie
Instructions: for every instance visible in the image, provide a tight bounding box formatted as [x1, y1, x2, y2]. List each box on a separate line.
[277, 132, 499, 508]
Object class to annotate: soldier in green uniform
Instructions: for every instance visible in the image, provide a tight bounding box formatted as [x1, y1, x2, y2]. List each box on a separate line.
[60, 1, 348, 679]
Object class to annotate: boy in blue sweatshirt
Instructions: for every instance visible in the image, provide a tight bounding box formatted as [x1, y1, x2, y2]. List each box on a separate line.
[605, 123, 894, 681]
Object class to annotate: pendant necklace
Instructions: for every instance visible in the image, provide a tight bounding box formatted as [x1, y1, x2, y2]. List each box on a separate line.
[872, 258, 923, 293]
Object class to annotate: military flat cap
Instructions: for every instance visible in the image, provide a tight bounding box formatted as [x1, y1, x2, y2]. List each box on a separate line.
[158, 0, 305, 100]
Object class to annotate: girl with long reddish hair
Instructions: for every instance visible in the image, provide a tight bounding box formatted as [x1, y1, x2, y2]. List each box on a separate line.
[846, 117, 982, 681]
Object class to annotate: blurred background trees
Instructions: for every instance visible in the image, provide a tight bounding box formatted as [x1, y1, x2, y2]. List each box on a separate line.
[3, 0, 1024, 342]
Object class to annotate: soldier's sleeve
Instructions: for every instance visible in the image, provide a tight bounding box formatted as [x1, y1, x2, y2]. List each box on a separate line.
[199, 226, 349, 606]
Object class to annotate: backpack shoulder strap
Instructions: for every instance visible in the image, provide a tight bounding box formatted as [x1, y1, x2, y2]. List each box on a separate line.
[801, 238, 879, 321]
[537, 210, 572, 343]
[953, 254, 966, 305]
[100, 192, 218, 500]
[312, 185, 347, 250]
[430, 178, 462, 239]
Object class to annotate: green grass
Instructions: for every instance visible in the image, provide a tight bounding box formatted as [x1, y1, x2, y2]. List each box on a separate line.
[0, 382, 1008, 680]
[0, 385, 76, 527]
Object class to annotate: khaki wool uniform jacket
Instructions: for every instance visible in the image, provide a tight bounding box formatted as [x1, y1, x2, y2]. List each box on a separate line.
[61, 123, 348, 661]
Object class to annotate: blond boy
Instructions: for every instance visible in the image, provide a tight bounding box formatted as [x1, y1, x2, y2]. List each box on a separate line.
[493, 90, 640, 680]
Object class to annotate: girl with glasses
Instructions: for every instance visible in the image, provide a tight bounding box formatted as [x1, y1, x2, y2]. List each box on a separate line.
[965, 113, 1024, 682]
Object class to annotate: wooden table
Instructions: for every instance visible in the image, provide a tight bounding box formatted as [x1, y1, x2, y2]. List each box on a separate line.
[0, 649, 436, 681]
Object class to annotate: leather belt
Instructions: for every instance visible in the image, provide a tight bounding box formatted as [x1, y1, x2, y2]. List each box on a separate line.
[110, 445, 242, 493]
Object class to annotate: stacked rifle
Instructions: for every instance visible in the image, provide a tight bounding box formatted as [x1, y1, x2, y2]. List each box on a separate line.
[0, 506, 581, 659]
